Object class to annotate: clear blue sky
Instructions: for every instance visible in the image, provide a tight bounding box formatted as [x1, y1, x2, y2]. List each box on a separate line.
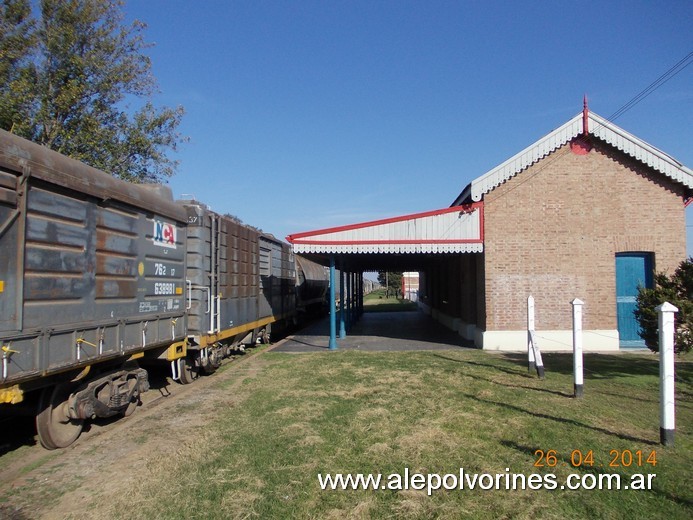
[124, 0, 692, 253]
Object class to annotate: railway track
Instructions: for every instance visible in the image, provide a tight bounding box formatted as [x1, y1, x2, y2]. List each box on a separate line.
[0, 341, 282, 506]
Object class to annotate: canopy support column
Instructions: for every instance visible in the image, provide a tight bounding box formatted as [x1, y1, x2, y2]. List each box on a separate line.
[328, 255, 337, 350]
[346, 271, 352, 331]
[339, 268, 346, 338]
[351, 272, 358, 325]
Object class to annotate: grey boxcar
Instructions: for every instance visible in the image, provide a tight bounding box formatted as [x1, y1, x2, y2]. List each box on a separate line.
[177, 201, 301, 383]
[0, 130, 187, 448]
[0, 130, 330, 450]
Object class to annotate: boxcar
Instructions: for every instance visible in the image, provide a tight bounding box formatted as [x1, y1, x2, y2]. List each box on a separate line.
[176, 201, 298, 382]
[0, 130, 329, 450]
[295, 255, 329, 314]
[0, 130, 188, 448]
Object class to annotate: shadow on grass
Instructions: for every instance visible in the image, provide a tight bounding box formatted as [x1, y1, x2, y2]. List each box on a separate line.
[0, 414, 37, 455]
[464, 393, 657, 445]
[434, 353, 693, 404]
[497, 352, 686, 381]
[463, 351, 686, 385]
[0, 504, 32, 520]
[363, 304, 419, 313]
[432, 354, 529, 377]
[433, 354, 574, 397]
[470, 373, 574, 398]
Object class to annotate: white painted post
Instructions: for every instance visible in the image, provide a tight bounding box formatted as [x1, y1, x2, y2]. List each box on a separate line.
[530, 330, 545, 379]
[571, 298, 584, 398]
[527, 296, 536, 373]
[657, 302, 678, 446]
[527, 295, 545, 379]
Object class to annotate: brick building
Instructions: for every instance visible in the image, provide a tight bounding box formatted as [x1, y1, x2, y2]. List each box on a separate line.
[289, 107, 692, 351]
[420, 107, 693, 350]
[402, 272, 420, 301]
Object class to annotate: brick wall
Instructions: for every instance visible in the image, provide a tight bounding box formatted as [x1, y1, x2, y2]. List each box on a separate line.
[482, 138, 687, 332]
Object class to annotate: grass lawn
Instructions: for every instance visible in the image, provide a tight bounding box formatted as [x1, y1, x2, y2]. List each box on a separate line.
[111, 348, 692, 519]
[364, 289, 418, 312]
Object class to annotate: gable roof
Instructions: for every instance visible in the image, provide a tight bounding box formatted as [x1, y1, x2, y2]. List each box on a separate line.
[452, 111, 693, 205]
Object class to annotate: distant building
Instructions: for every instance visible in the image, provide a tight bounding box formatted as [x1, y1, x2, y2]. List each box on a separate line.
[363, 278, 378, 294]
[402, 272, 419, 302]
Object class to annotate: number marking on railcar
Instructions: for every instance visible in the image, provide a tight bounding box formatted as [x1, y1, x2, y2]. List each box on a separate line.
[154, 282, 176, 296]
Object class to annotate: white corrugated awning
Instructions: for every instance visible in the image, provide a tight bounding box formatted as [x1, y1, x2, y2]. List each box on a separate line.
[287, 203, 483, 254]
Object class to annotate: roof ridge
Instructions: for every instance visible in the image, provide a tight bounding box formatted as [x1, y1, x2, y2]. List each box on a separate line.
[452, 111, 693, 205]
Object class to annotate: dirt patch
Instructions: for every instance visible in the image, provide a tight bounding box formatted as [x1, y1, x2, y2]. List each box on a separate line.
[0, 349, 272, 520]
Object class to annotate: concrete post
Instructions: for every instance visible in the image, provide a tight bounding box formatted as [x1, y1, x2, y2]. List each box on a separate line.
[571, 298, 584, 398]
[657, 302, 678, 445]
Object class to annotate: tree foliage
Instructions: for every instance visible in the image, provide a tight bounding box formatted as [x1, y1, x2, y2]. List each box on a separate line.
[0, 0, 186, 183]
[378, 271, 403, 297]
[0, 0, 36, 131]
[635, 258, 693, 354]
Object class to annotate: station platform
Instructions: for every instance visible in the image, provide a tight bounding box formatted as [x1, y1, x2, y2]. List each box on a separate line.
[273, 310, 474, 353]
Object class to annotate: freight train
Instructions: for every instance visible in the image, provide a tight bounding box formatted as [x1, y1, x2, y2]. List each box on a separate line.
[0, 129, 328, 449]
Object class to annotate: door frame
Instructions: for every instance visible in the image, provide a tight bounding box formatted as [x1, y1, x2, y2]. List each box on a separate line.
[615, 252, 654, 348]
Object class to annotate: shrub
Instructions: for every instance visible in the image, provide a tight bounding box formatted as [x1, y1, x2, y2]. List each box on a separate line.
[635, 258, 693, 353]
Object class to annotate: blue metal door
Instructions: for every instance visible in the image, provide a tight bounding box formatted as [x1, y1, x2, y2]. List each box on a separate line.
[616, 253, 653, 348]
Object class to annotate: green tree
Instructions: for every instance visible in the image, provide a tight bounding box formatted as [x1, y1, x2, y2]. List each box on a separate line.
[377, 271, 403, 298]
[0, 0, 36, 131]
[0, 0, 186, 183]
[635, 258, 693, 354]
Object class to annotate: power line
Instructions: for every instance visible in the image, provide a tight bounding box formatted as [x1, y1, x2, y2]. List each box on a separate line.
[608, 51, 693, 122]
[481, 50, 693, 207]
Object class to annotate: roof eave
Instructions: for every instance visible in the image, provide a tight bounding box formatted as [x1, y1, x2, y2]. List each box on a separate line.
[451, 183, 472, 207]
[454, 111, 693, 204]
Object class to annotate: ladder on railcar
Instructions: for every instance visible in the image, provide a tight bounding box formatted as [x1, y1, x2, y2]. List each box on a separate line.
[209, 214, 222, 334]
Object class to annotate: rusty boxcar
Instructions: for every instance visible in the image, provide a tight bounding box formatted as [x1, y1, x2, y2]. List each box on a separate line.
[176, 201, 304, 383]
[0, 129, 188, 448]
[0, 130, 328, 449]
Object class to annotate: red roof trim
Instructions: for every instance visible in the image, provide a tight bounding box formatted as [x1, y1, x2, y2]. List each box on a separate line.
[286, 202, 483, 243]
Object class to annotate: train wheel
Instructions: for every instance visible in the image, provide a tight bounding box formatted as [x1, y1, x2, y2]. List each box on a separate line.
[122, 398, 138, 417]
[121, 377, 140, 417]
[36, 383, 84, 449]
[178, 356, 199, 385]
[201, 348, 222, 375]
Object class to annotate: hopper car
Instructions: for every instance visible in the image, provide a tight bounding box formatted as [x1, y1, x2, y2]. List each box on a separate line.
[0, 129, 328, 448]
